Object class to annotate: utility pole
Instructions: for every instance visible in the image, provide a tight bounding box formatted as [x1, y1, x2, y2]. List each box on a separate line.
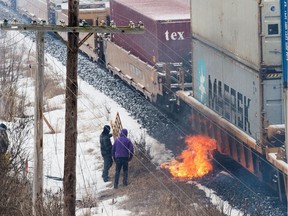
[33, 31, 44, 216]
[63, 0, 79, 215]
[1, 12, 144, 216]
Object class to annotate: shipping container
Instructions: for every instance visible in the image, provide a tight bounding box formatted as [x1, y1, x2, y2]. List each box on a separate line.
[192, 37, 283, 142]
[192, 39, 262, 139]
[191, 0, 282, 70]
[188, 0, 287, 201]
[190, 0, 283, 142]
[110, 0, 191, 66]
[55, 1, 110, 61]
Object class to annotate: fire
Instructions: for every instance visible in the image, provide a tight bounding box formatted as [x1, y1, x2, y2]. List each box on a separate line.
[161, 135, 217, 179]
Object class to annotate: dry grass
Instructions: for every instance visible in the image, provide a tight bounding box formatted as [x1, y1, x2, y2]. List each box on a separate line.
[97, 148, 226, 216]
[44, 76, 65, 100]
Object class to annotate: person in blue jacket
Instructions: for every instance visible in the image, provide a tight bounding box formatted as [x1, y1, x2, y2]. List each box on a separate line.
[112, 128, 134, 189]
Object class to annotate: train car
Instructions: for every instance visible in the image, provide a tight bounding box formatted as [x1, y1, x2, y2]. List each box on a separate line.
[175, 0, 288, 201]
[54, 0, 110, 61]
[6, 0, 109, 61]
[17, 0, 50, 22]
[110, 0, 191, 66]
[2, 0, 287, 201]
[105, 0, 192, 106]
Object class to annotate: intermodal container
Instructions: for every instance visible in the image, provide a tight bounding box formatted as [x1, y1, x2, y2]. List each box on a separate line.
[191, 0, 281, 69]
[191, 0, 283, 139]
[110, 0, 191, 66]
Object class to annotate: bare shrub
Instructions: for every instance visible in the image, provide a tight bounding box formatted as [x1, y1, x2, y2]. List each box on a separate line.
[0, 31, 67, 215]
[132, 131, 152, 163]
[0, 118, 33, 215]
[43, 189, 63, 216]
[0, 32, 28, 120]
[77, 190, 98, 209]
[0, 170, 32, 215]
[0, 116, 66, 215]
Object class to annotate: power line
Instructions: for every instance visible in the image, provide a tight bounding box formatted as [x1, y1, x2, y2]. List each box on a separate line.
[1, 10, 145, 215]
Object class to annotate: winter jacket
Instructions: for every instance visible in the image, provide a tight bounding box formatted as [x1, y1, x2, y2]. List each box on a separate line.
[100, 125, 112, 157]
[112, 129, 134, 160]
[0, 127, 9, 154]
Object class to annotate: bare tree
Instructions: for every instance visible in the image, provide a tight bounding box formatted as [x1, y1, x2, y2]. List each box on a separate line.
[0, 118, 33, 215]
[0, 31, 27, 121]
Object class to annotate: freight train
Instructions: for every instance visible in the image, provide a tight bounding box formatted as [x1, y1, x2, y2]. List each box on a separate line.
[1, 0, 287, 202]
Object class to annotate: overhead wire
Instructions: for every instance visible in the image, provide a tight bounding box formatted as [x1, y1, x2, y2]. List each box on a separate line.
[3, 0, 284, 197]
[111, 9, 286, 162]
[5, 0, 286, 214]
[43, 51, 200, 215]
[38, 1, 286, 211]
[111, 8, 280, 146]
[1, 2, 115, 214]
[40, 52, 113, 215]
[102, 7, 287, 200]
[112, 9, 285, 149]
[33, 21, 208, 215]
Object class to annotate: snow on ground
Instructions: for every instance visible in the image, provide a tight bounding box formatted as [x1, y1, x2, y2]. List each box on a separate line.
[2, 31, 245, 215]
[16, 33, 173, 215]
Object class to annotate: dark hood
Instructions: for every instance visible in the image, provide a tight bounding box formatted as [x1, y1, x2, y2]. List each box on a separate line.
[102, 125, 111, 135]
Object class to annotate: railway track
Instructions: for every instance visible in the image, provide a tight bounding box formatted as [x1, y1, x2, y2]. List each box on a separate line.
[0, 4, 287, 215]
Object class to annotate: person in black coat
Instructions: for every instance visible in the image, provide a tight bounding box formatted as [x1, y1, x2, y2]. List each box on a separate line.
[0, 123, 9, 165]
[0, 123, 9, 155]
[100, 125, 113, 182]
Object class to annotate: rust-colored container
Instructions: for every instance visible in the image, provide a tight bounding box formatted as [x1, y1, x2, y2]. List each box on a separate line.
[110, 0, 191, 66]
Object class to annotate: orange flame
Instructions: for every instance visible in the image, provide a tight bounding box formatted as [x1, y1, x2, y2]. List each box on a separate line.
[161, 135, 217, 179]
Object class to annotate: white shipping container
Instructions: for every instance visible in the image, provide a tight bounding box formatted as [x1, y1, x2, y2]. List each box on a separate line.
[191, 0, 281, 69]
[192, 39, 262, 139]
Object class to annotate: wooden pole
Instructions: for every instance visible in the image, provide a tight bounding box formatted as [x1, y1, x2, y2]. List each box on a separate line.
[33, 31, 44, 216]
[63, 0, 79, 215]
[1, 10, 144, 216]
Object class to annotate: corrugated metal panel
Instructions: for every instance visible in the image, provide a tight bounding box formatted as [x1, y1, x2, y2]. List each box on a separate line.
[110, 0, 191, 65]
[105, 40, 162, 102]
[192, 39, 262, 139]
[191, 0, 261, 68]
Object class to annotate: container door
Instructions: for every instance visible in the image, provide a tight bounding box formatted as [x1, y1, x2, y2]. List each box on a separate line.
[261, 0, 282, 66]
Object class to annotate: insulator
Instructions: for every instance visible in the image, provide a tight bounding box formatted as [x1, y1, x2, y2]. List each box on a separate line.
[129, 21, 135, 28]
[100, 20, 106, 27]
[40, 19, 46, 25]
[138, 21, 144, 29]
[31, 19, 37, 25]
[80, 19, 88, 26]
[110, 20, 116, 28]
[12, 18, 17, 24]
[59, 19, 65, 27]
